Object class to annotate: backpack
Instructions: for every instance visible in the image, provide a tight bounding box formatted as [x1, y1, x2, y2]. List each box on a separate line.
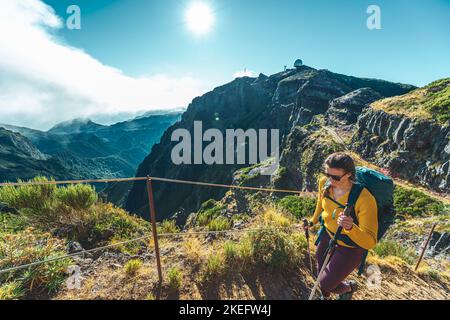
[318, 166, 396, 275]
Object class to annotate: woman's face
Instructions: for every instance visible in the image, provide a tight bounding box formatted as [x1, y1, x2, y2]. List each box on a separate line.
[325, 166, 351, 188]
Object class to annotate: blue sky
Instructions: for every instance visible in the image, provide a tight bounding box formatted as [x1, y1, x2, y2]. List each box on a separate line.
[44, 0, 450, 86]
[0, 0, 449, 129]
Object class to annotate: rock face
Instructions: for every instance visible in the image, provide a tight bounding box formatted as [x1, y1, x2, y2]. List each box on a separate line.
[429, 231, 450, 257]
[353, 108, 450, 193]
[273, 125, 342, 193]
[325, 88, 382, 128]
[126, 65, 414, 221]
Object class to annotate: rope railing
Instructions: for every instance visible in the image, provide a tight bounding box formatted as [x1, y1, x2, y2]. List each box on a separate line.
[0, 225, 303, 275]
[0, 175, 313, 280]
[0, 176, 315, 196]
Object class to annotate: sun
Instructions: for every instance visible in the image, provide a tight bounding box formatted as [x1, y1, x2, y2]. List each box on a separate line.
[185, 2, 214, 36]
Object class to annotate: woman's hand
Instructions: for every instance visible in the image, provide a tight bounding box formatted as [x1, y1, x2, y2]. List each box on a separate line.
[302, 219, 312, 231]
[337, 212, 354, 230]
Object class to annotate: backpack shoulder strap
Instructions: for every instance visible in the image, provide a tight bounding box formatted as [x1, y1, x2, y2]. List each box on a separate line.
[347, 182, 364, 224]
[322, 180, 364, 224]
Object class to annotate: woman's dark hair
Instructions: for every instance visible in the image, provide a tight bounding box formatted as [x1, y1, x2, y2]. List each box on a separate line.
[324, 152, 356, 180]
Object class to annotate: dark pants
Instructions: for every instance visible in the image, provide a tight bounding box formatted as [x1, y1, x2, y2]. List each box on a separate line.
[316, 231, 365, 297]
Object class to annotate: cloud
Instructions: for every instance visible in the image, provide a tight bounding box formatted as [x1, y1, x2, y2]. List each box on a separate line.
[0, 0, 209, 130]
[233, 69, 256, 79]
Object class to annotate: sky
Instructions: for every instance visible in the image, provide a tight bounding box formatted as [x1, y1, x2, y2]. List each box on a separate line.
[0, 0, 449, 130]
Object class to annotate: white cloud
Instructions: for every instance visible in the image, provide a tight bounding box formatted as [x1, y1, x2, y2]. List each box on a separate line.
[0, 0, 209, 130]
[233, 69, 256, 79]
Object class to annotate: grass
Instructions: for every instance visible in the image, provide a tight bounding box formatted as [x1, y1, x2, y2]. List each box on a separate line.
[212, 208, 307, 273]
[124, 259, 143, 276]
[236, 238, 254, 269]
[0, 177, 151, 299]
[221, 238, 254, 271]
[277, 196, 316, 219]
[0, 177, 56, 210]
[219, 207, 307, 270]
[207, 216, 231, 231]
[0, 281, 24, 300]
[167, 267, 183, 290]
[235, 163, 264, 186]
[199, 253, 225, 282]
[158, 220, 180, 234]
[0, 228, 71, 299]
[394, 185, 448, 217]
[0, 177, 150, 248]
[0, 213, 27, 235]
[371, 78, 450, 125]
[145, 292, 156, 300]
[258, 207, 293, 228]
[55, 184, 98, 211]
[195, 199, 226, 227]
[183, 237, 203, 265]
[248, 228, 305, 269]
[276, 196, 316, 220]
[223, 241, 239, 262]
[195, 199, 232, 232]
[416, 264, 449, 283]
[372, 240, 417, 265]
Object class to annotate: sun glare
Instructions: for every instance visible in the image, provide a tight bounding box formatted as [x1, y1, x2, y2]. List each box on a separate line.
[185, 2, 214, 36]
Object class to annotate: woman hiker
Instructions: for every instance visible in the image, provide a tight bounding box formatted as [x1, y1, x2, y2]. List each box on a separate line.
[304, 152, 378, 300]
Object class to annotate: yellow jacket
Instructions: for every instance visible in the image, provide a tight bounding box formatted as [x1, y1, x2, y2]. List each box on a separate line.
[311, 176, 378, 250]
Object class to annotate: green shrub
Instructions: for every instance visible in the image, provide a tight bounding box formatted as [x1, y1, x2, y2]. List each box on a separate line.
[167, 267, 182, 290]
[207, 216, 231, 231]
[195, 200, 225, 227]
[223, 241, 239, 262]
[277, 196, 316, 220]
[124, 259, 143, 276]
[222, 239, 255, 271]
[248, 228, 306, 269]
[0, 177, 56, 210]
[145, 292, 155, 300]
[200, 253, 225, 282]
[417, 266, 444, 282]
[394, 186, 447, 217]
[91, 203, 150, 252]
[372, 240, 417, 265]
[0, 213, 27, 235]
[423, 78, 450, 125]
[158, 220, 180, 234]
[236, 238, 254, 268]
[0, 281, 24, 300]
[0, 228, 71, 298]
[55, 184, 97, 211]
[18, 189, 149, 249]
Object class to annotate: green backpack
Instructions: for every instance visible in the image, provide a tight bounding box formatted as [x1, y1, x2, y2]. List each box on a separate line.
[318, 166, 396, 275]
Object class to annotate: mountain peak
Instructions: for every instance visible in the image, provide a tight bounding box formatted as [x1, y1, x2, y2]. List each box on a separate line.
[48, 118, 105, 134]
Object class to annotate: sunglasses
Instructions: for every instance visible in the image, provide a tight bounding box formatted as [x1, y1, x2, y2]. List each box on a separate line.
[325, 172, 348, 181]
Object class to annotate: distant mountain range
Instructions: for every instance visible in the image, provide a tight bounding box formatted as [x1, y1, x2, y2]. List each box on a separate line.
[0, 110, 182, 186]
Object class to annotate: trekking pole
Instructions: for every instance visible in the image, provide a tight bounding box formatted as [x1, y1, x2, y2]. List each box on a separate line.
[308, 204, 353, 300]
[303, 218, 314, 276]
[414, 222, 437, 272]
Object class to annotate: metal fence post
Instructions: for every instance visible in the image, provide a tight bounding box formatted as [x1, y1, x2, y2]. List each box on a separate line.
[146, 176, 163, 283]
[414, 223, 437, 272]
